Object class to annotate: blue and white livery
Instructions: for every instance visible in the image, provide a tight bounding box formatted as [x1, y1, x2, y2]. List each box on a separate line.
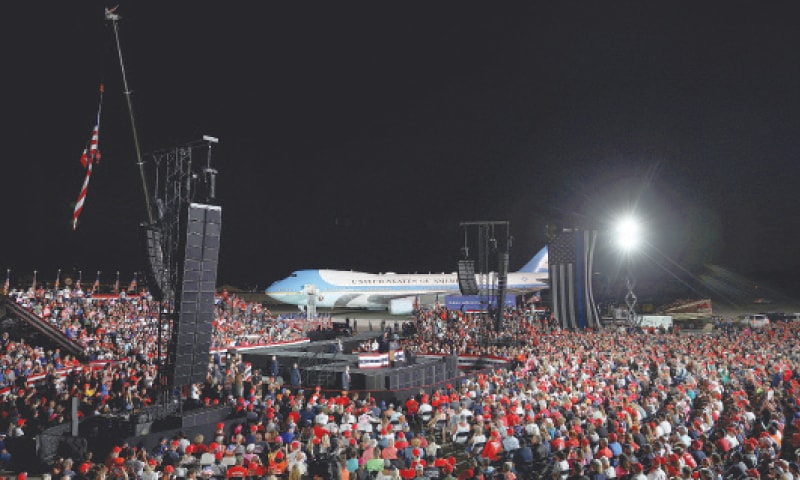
[265, 247, 549, 314]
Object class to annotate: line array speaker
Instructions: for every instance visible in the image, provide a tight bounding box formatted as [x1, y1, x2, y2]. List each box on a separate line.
[495, 252, 509, 330]
[457, 260, 479, 295]
[171, 203, 222, 387]
[143, 226, 170, 300]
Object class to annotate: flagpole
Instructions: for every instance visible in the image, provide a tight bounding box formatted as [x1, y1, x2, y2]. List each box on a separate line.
[109, 12, 155, 225]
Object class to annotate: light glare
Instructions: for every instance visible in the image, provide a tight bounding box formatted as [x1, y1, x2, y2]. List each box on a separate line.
[616, 216, 641, 251]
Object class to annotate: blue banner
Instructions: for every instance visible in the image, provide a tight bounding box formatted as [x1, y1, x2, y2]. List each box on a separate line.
[445, 295, 516, 312]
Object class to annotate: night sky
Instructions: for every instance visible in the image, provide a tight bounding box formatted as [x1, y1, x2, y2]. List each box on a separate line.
[4, 2, 800, 298]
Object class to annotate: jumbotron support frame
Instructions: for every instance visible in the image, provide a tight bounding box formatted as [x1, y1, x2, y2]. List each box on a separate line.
[458, 221, 511, 332]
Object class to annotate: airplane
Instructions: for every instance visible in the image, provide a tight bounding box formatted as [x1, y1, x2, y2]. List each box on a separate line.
[265, 246, 548, 315]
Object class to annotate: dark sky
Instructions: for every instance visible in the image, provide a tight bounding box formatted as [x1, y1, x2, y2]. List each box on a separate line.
[4, 2, 800, 294]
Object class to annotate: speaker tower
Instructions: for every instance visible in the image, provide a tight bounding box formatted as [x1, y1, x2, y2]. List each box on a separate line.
[170, 203, 222, 387]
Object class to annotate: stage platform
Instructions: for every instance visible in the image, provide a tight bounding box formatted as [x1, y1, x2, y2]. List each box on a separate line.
[239, 329, 461, 404]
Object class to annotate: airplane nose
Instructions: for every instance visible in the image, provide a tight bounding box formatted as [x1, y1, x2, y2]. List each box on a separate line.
[265, 280, 283, 295]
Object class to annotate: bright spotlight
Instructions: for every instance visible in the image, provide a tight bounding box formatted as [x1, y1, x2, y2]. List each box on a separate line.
[616, 216, 641, 252]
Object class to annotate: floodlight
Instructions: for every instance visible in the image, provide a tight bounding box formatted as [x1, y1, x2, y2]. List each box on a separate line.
[615, 216, 641, 252]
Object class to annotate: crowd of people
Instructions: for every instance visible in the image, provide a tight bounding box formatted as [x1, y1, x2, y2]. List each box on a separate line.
[54, 312, 800, 480]
[399, 307, 555, 359]
[9, 288, 306, 361]
[1, 285, 800, 480]
[0, 289, 306, 445]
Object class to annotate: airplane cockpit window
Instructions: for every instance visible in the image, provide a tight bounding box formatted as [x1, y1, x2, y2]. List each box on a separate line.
[290, 274, 298, 278]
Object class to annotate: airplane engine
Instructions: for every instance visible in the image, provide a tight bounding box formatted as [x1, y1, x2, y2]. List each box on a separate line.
[388, 297, 417, 315]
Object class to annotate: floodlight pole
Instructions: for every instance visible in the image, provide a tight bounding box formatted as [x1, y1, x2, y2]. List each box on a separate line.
[625, 270, 638, 327]
[614, 215, 640, 328]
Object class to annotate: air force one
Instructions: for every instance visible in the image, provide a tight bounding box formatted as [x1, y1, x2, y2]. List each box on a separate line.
[265, 247, 548, 315]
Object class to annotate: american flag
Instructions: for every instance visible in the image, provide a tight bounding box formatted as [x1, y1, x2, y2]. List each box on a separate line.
[54, 269, 61, 290]
[113, 271, 120, 294]
[127, 272, 137, 293]
[92, 271, 101, 294]
[3, 270, 9, 296]
[526, 291, 541, 303]
[549, 229, 600, 330]
[72, 84, 104, 230]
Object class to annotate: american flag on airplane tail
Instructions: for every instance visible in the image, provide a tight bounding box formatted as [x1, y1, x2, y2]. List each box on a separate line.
[72, 84, 104, 231]
[549, 229, 601, 330]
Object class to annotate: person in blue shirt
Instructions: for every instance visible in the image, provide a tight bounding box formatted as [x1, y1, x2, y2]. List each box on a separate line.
[271, 356, 279, 379]
[607, 433, 623, 458]
[342, 366, 351, 392]
[289, 363, 301, 390]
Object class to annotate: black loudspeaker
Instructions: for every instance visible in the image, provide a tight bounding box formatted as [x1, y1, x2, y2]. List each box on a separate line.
[364, 375, 384, 392]
[58, 437, 88, 462]
[495, 252, 509, 331]
[171, 203, 222, 387]
[457, 260, 479, 295]
[143, 226, 170, 300]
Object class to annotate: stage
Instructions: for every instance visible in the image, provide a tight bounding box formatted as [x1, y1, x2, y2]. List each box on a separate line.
[238, 329, 465, 403]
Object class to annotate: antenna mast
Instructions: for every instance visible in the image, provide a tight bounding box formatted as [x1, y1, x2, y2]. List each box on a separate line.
[107, 7, 156, 225]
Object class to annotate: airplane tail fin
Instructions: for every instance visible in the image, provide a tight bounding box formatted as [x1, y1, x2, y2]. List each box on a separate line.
[517, 246, 548, 273]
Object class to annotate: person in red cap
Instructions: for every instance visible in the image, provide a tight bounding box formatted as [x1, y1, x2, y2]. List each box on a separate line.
[608, 433, 622, 457]
[647, 457, 667, 480]
[189, 433, 209, 457]
[457, 458, 481, 480]
[630, 462, 646, 480]
[595, 438, 613, 460]
[481, 430, 503, 463]
[269, 449, 288, 476]
[162, 464, 176, 479]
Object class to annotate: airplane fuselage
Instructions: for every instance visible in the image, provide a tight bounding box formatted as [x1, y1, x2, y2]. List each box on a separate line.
[266, 246, 549, 313]
[267, 270, 547, 310]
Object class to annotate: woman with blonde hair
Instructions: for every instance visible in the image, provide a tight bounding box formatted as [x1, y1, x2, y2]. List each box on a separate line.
[319, 434, 332, 454]
[287, 463, 302, 480]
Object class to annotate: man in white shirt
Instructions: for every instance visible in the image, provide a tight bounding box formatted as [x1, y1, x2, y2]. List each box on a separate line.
[646, 459, 666, 480]
[314, 409, 330, 426]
